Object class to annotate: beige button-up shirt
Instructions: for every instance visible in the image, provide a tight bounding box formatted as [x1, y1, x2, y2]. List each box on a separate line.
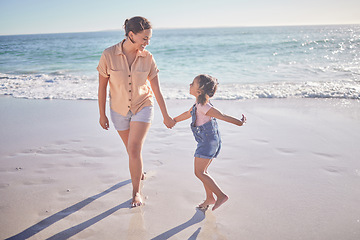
[97, 40, 159, 116]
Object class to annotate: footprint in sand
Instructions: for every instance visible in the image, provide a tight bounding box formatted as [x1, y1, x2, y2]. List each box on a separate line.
[251, 139, 269, 144]
[276, 147, 297, 154]
[323, 166, 344, 175]
[151, 160, 164, 166]
[150, 149, 162, 154]
[313, 152, 339, 160]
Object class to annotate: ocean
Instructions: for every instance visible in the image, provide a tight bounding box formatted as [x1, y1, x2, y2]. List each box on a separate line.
[0, 25, 359, 100]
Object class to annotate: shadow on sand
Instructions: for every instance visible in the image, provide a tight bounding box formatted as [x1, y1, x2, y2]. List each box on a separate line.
[46, 199, 131, 240]
[6, 179, 131, 240]
[151, 208, 205, 240]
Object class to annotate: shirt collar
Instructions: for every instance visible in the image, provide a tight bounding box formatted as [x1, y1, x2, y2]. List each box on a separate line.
[115, 39, 147, 57]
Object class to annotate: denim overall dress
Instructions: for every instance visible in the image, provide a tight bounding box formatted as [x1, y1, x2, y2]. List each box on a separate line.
[190, 103, 221, 159]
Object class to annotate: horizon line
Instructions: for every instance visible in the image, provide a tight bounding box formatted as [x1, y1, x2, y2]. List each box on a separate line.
[1, 23, 359, 37]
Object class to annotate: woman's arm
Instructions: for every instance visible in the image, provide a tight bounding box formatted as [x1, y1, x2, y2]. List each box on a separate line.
[98, 73, 110, 130]
[206, 107, 246, 126]
[150, 75, 176, 128]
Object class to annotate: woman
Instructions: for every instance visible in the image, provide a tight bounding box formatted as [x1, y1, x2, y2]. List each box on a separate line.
[97, 16, 175, 207]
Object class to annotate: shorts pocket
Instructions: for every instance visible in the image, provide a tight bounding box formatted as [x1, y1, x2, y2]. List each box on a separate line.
[192, 130, 204, 143]
[204, 129, 218, 140]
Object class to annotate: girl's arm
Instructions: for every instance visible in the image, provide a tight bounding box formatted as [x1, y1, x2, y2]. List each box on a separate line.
[98, 73, 110, 130]
[174, 108, 192, 123]
[206, 107, 246, 126]
[150, 75, 176, 128]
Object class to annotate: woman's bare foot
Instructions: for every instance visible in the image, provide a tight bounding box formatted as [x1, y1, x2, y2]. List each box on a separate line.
[141, 172, 146, 180]
[197, 198, 216, 209]
[131, 192, 143, 208]
[212, 195, 228, 211]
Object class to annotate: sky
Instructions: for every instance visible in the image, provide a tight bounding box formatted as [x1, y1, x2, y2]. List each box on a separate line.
[0, 0, 360, 35]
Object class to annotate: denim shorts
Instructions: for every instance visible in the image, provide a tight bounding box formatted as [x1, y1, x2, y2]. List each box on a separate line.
[191, 120, 221, 159]
[110, 105, 154, 131]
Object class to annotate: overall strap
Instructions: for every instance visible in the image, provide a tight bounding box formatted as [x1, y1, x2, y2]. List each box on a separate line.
[190, 104, 197, 126]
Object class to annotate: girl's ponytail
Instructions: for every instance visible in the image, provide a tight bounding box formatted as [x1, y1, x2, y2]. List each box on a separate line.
[197, 93, 207, 105]
[196, 74, 218, 105]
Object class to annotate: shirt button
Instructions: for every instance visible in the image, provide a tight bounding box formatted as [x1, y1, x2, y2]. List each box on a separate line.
[128, 75, 131, 77]
[129, 99, 131, 101]
[129, 82, 132, 85]
[128, 106, 130, 108]
[129, 90, 131, 92]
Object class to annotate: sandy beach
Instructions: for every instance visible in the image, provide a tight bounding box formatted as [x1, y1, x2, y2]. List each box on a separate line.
[1, 96, 360, 240]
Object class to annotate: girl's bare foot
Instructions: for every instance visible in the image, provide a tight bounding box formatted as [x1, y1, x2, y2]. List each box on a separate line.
[212, 195, 229, 211]
[131, 192, 143, 208]
[198, 198, 216, 209]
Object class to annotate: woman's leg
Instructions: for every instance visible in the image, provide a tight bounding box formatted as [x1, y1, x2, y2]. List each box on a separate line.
[117, 129, 130, 149]
[127, 121, 151, 207]
[194, 157, 229, 211]
[117, 129, 146, 180]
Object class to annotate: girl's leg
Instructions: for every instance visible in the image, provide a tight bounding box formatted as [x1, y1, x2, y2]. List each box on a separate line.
[194, 157, 229, 211]
[198, 159, 216, 208]
[127, 121, 151, 207]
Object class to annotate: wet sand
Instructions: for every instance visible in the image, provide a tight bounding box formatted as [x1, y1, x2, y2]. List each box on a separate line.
[1, 96, 360, 239]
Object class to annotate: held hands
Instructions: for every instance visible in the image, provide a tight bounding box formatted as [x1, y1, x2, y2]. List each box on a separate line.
[163, 115, 176, 129]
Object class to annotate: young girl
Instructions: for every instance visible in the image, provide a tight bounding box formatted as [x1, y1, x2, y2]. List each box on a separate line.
[174, 74, 246, 211]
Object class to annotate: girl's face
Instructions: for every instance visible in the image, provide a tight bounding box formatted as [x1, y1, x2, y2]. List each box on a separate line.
[190, 77, 200, 97]
[129, 29, 152, 51]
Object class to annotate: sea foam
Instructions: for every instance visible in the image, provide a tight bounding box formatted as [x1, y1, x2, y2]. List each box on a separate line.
[1, 73, 359, 100]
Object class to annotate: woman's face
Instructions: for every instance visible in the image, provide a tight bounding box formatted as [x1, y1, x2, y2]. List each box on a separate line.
[130, 29, 152, 51]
